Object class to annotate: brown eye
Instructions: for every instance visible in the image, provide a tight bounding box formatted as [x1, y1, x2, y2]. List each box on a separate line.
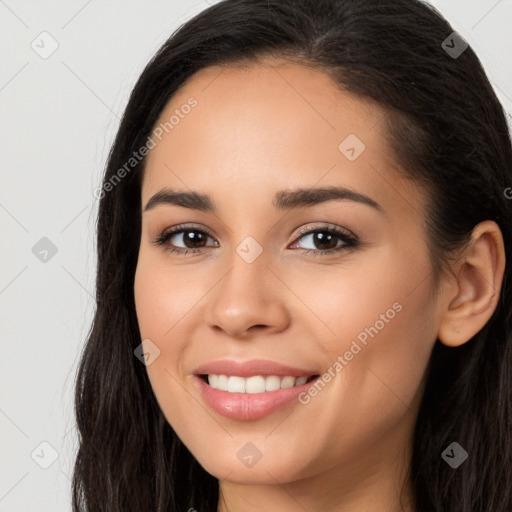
[289, 226, 359, 257]
[153, 225, 217, 255]
[170, 229, 209, 249]
[154, 224, 358, 257]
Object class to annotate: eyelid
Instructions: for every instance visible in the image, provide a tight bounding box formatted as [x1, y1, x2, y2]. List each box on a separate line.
[153, 222, 359, 255]
[157, 223, 216, 239]
[293, 222, 356, 239]
[158, 221, 355, 240]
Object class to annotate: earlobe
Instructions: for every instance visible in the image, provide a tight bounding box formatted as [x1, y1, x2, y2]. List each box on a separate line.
[437, 221, 506, 348]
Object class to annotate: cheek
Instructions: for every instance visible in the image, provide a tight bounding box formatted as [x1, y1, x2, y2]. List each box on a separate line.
[134, 255, 200, 339]
[133, 256, 206, 423]
[289, 261, 436, 472]
[312, 244, 437, 406]
[311, 245, 434, 349]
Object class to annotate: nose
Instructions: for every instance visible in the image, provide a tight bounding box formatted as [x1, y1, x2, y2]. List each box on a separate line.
[204, 257, 290, 340]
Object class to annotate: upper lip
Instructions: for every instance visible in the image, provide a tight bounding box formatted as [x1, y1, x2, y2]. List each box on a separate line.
[194, 359, 319, 378]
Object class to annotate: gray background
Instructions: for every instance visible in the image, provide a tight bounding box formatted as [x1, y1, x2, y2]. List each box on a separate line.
[0, 1, 511, 510]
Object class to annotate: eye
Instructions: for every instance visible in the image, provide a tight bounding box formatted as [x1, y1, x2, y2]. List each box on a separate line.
[153, 224, 217, 255]
[152, 223, 359, 257]
[289, 224, 359, 257]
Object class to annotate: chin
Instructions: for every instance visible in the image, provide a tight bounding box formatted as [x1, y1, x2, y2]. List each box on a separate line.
[191, 445, 312, 485]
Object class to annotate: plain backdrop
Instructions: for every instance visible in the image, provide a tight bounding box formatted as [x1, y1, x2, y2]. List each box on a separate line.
[0, 1, 511, 510]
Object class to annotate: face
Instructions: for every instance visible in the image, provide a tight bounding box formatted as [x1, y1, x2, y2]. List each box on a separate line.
[134, 59, 441, 487]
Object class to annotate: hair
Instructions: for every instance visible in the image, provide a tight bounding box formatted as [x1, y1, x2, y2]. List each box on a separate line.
[72, 0, 512, 510]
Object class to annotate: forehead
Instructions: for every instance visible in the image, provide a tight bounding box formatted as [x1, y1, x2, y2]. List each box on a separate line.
[141, 59, 425, 220]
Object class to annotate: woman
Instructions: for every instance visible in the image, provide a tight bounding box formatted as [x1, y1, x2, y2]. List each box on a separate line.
[73, 0, 512, 510]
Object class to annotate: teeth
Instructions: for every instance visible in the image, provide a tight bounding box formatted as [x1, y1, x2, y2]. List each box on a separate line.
[295, 376, 307, 386]
[280, 376, 295, 388]
[207, 374, 311, 393]
[246, 375, 266, 393]
[227, 376, 245, 393]
[265, 375, 281, 392]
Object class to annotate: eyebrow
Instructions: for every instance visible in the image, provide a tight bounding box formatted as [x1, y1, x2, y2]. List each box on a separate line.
[143, 186, 383, 213]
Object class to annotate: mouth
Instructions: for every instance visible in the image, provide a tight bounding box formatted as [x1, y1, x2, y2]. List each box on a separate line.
[192, 359, 323, 420]
[194, 372, 322, 421]
[198, 373, 320, 393]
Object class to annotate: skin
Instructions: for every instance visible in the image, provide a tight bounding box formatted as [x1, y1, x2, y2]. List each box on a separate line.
[133, 58, 505, 512]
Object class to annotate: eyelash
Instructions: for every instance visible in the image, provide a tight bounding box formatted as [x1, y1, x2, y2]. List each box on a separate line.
[152, 223, 359, 257]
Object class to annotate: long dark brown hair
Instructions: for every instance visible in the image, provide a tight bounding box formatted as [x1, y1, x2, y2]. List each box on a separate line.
[72, 0, 512, 510]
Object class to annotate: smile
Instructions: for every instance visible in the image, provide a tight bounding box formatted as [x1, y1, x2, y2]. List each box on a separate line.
[203, 374, 318, 393]
[192, 359, 321, 420]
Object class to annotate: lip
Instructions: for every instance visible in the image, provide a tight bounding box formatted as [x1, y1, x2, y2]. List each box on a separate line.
[194, 375, 319, 421]
[193, 358, 318, 378]
[193, 359, 320, 421]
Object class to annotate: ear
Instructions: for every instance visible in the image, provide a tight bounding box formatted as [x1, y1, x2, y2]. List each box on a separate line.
[437, 220, 506, 347]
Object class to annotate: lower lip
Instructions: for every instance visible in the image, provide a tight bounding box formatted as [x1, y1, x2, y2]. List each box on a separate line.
[194, 376, 318, 421]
